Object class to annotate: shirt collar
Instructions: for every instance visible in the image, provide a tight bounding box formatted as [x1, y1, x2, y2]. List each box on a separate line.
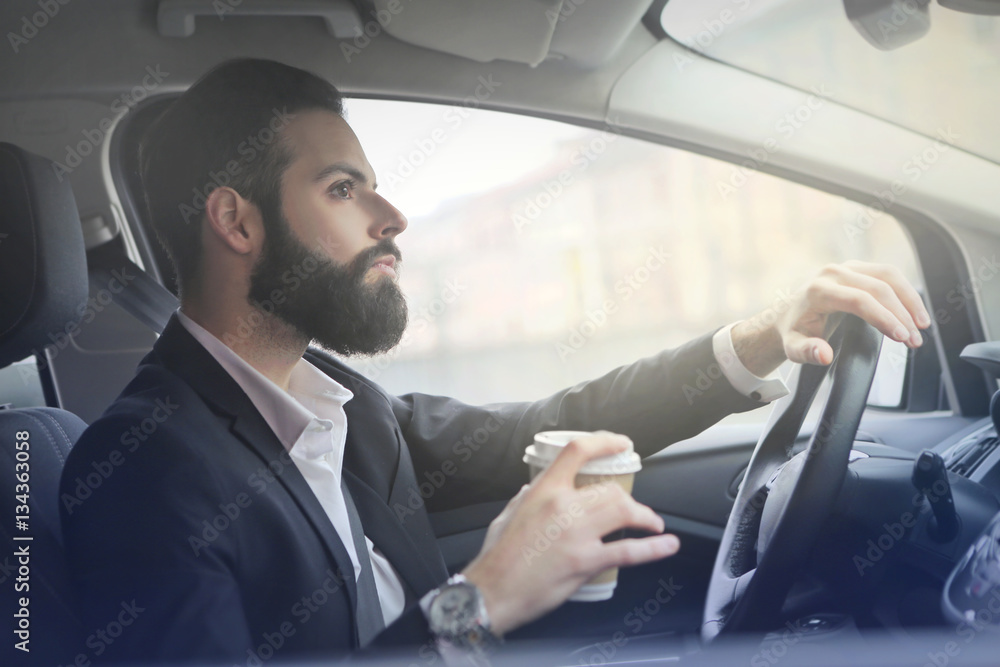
[176, 310, 353, 454]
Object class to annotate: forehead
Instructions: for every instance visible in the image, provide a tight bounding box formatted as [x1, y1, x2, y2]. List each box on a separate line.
[280, 109, 374, 181]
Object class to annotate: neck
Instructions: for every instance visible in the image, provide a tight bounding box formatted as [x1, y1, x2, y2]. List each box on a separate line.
[180, 297, 308, 391]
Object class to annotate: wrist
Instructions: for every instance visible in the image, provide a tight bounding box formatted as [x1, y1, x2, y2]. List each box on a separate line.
[423, 572, 504, 653]
[460, 560, 515, 637]
[731, 316, 786, 378]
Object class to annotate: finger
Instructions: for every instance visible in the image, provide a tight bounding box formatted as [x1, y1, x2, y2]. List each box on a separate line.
[808, 281, 918, 348]
[483, 485, 532, 551]
[784, 330, 834, 366]
[829, 265, 924, 347]
[538, 432, 631, 488]
[496, 484, 530, 522]
[842, 261, 931, 330]
[584, 485, 665, 536]
[832, 268, 920, 341]
[595, 534, 681, 570]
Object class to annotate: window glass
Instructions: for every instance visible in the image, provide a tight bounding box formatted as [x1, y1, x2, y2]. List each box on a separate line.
[0, 358, 47, 409]
[660, 0, 999, 165]
[342, 99, 921, 420]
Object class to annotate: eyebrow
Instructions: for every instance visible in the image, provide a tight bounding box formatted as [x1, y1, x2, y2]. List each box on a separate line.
[312, 162, 377, 190]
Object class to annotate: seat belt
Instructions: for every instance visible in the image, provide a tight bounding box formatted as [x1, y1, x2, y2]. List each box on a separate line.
[90, 258, 180, 335]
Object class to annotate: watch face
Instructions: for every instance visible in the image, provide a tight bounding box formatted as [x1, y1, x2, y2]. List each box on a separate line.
[430, 584, 479, 637]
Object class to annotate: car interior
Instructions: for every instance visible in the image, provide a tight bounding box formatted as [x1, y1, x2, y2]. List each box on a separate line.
[2, 0, 1000, 665]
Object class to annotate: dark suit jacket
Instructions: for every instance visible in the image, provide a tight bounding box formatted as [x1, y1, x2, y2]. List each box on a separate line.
[59, 315, 760, 663]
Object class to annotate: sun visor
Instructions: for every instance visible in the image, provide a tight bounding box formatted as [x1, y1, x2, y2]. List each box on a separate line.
[372, 0, 563, 66]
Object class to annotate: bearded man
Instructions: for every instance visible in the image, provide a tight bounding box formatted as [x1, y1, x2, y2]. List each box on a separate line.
[60, 58, 930, 664]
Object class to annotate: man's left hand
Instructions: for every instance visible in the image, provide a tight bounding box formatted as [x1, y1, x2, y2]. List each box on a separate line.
[732, 261, 931, 377]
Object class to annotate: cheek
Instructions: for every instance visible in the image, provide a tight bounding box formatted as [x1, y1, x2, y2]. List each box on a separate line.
[286, 194, 366, 263]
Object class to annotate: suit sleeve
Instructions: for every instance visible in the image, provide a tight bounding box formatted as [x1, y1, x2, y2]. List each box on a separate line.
[60, 404, 253, 663]
[391, 330, 764, 510]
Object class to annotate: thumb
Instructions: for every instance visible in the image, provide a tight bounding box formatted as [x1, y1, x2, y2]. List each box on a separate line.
[784, 331, 834, 366]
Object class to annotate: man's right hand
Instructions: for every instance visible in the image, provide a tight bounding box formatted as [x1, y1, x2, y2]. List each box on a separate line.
[461, 432, 681, 636]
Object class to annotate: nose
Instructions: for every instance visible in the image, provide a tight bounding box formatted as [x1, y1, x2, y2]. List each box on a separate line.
[370, 193, 408, 240]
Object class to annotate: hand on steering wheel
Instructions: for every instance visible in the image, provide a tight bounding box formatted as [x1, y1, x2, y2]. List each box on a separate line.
[702, 314, 883, 641]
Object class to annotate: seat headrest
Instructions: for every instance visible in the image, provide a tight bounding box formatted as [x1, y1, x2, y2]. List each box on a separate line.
[0, 143, 88, 369]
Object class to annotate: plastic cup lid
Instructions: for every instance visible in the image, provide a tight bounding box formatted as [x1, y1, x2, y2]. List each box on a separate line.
[570, 580, 617, 602]
[523, 431, 641, 475]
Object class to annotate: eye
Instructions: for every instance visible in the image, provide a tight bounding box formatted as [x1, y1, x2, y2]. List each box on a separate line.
[328, 179, 356, 200]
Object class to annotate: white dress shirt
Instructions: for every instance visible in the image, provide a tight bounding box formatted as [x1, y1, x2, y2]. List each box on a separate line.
[176, 311, 407, 627]
[712, 322, 790, 403]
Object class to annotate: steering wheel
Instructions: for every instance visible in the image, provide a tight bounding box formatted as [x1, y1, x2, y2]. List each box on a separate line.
[702, 314, 883, 641]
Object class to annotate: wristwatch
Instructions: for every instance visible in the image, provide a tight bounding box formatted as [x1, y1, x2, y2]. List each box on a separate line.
[423, 574, 503, 653]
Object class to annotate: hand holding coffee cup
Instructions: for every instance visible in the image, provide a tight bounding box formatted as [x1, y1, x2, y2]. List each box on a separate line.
[461, 431, 680, 636]
[524, 431, 647, 601]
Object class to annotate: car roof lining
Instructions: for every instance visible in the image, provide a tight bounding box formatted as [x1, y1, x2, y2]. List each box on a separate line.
[360, 0, 656, 68]
[0, 0, 656, 121]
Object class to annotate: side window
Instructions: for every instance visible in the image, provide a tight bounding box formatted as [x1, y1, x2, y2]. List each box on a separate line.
[342, 99, 923, 418]
[0, 358, 47, 409]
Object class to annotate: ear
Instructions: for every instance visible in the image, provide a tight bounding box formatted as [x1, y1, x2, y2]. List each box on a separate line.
[203, 186, 262, 256]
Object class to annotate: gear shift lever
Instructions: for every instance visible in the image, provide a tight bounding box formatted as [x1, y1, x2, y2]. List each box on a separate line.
[911, 450, 959, 543]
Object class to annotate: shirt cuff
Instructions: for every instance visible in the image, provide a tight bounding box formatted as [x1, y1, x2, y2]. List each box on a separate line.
[712, 322, 790, 403]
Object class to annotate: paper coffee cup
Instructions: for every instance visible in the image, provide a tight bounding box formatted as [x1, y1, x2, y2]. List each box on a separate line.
[522, 431, 642, 601]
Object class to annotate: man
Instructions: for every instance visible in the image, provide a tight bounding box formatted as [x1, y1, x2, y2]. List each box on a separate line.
[60, 59, 930, 663]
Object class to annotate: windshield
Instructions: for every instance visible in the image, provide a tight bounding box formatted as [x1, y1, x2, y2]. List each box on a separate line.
[660, 0, 1000, 165]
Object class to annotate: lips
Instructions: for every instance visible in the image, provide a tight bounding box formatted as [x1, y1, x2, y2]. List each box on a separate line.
[370, 255, 397, 278]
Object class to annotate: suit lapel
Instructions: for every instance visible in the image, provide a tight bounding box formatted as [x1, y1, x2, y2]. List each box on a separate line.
[343, 471, 443, 599]
[151, 315, 448, 607]
[151, 316, 359, 618]
[228, 406, 359, 616]
[313, 357, 450, 593]
[386, 434, 449, 589]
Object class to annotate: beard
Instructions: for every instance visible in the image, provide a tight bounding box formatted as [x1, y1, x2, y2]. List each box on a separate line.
[247, 211, 408, 357]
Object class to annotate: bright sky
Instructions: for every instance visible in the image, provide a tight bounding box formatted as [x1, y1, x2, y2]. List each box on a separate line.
[343, 98, 588, 218]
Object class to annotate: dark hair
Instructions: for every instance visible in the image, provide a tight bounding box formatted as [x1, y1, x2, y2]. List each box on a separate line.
[139, 58, 344, 297]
